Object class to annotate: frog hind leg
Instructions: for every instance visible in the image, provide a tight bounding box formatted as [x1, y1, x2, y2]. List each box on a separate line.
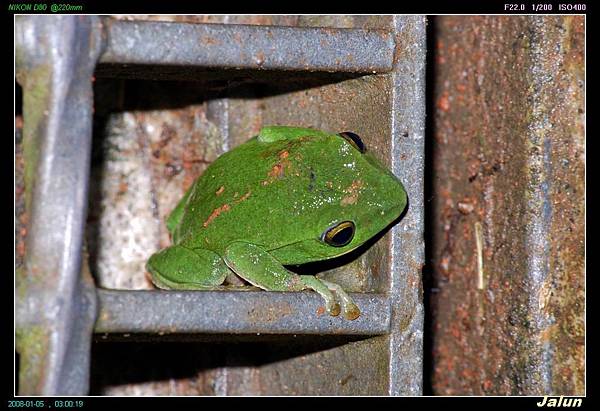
[146, 245, 229, 290]
[223, 241, 359, 319]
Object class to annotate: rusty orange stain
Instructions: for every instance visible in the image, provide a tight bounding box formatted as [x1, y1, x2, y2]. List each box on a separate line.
[461, 368, 476, 379]
[482, 379, 493, 391]
[438, 92, 451, 112]
[316, 306, 326, 316]
[16, 240, 25, 256]
[18, 213, 28, 226]
[118, 181, 128, 194]
[202, 36, 220, 45]
[450, 323, 461, 339]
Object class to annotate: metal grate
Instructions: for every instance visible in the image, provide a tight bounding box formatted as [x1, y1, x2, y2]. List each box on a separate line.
[99, 19, 395, 72]
[15, 15, 425, 395]
[95, 290, 390, 335]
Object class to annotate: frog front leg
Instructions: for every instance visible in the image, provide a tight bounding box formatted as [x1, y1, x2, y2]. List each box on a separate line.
[223, 241, 360, 320]
[146, 245, 230, 289]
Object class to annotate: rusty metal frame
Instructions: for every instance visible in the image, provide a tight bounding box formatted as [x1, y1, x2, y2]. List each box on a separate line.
[15, 15, 425, 395]
[95, 290, 390, 335]
[99, 19, 395, 73]
[15, 15, 103, 395]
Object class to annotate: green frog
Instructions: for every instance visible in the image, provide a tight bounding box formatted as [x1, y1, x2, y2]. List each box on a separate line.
[146, 126, 407, 320]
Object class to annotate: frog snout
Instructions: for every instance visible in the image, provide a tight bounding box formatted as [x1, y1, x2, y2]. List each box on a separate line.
[390, 181, 408, 215]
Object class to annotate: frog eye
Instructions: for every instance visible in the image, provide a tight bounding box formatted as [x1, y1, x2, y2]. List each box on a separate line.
[337, 132, 367, 153]
[322, 221, 355, 247]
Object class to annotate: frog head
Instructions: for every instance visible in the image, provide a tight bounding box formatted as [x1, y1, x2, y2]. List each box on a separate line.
[268, 130, 408, 265]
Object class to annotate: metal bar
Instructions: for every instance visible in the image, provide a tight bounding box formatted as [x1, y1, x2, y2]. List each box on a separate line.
[94, 290, 390, 336]
[15, 15, 103, 395]
[387, 16, 426, 396]
[99, 19, 395, 73]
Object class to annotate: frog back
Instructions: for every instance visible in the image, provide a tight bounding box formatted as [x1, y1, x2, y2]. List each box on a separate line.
[172, 130, 404, 259]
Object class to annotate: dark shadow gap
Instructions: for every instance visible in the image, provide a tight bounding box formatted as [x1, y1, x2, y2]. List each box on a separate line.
[15, 81, 22, 117]
[89, 335, 370, 394]
[94, 65, 367, 111]
[422, 15, 438, 396]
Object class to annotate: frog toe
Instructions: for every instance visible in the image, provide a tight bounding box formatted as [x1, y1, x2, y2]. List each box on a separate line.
[292, 275, 340, 317]
[319, 279, 361, 320]
[342, 302, 361, 321]
[328, 301, 342, 317]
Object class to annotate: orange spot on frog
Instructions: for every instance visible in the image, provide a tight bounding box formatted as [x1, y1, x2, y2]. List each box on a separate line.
[203, 203, 231, 228]
[340, 180, 365, 206]
[268, 163, 285, 179]
[262, 153, 293, 186]
[234, 191, 252, 204]
[204, 190, 251, 226]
